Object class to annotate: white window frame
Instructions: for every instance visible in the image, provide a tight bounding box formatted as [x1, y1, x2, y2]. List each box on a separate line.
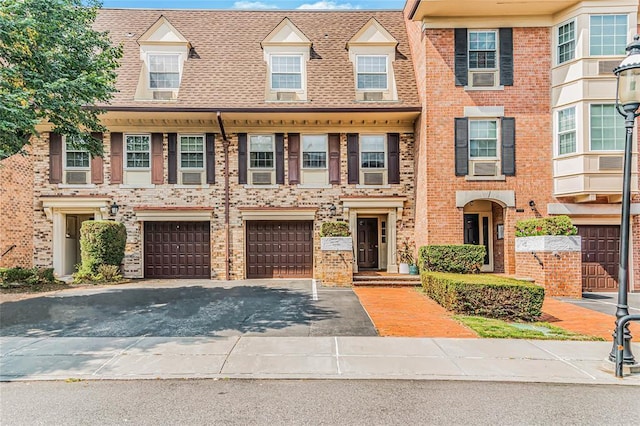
[270, 54, 303, 92]
[63, 136, 91, 171]
[589, 104, 625, 152]
[557, 107, 577, 156]
[249, 135, 275, 170]
[360, 134, 386, 170]
[124, 134, 151, 170]
[356, 55, 389, 91]
[178, 134, 205, 172]
[556, 19, 576, 65]
[301, 134, 328, 170]
[468, 119, 499, 160]
[589, 14, 628, 57]
[468, 30, 498, 71]
[148, 53, 182, 90]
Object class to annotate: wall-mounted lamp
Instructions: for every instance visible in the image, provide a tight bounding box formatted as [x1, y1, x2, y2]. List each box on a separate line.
[528, 200, 536, 211]
[109, 202, 120, 217]
[329, 203, 337, 217]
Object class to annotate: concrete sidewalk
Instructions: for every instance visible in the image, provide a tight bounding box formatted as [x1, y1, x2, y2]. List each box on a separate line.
[1, 336, 639, 385]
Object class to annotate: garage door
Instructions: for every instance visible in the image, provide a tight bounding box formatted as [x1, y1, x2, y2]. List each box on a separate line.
[578, 225, 619, 292]
[144, 222, 210, 279]
[246, 221, 313, 278]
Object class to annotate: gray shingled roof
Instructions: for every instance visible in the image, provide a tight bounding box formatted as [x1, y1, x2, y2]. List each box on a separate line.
[94, 9, 420, 110]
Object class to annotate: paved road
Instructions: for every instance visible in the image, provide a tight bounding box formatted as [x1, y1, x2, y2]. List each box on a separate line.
[561, 292, 640, 316]
[0, 280, 376, 337]
[1, 379, 638, 425]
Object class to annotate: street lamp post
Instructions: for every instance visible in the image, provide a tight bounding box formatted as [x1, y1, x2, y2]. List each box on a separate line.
[609, 35, 640, 364]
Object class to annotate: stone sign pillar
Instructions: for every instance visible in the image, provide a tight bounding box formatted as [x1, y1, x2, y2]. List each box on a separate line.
[316, 237, 353, 287]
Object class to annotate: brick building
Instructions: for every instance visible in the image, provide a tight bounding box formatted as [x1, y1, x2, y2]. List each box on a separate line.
[405, 0, 640, 291]
[3, 9, 420, 281]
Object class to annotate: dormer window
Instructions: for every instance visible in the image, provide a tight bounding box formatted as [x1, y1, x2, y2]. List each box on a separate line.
[356, 55, 388, 90]
[149, 54, 180, 89]
[271, 55, 302, 90]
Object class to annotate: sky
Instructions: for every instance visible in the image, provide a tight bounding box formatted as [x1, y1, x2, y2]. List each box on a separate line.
[101, 0, 407, 10]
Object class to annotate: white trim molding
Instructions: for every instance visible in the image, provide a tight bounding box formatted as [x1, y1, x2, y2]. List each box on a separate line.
[548, 203, 640, 216]
[515, 235, 581, 252]
[456, 190, 515, 208]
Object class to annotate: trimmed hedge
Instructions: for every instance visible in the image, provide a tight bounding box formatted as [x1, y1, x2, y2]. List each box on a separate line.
[419, 244, 485, 273]
[320, 221, 350, 237]
[0, 267, 56, 287]
[78, 220, 126, 275]
[515, 215, 577, 237]
[421, 272, 544, 321]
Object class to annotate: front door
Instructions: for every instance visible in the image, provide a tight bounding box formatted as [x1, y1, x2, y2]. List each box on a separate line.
[357, 218, 378, 269]
[464, 213, 491, 269]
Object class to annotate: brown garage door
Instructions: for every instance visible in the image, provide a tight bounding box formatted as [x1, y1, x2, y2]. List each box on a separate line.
[144, 222, 210, 279]
[578, 225, 619, 292]
[246, 221, 313, 278]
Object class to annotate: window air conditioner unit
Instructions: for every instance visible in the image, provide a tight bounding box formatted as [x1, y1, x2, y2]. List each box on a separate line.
[470, 71, 496, 87]
[363, 91, 384, 101]
[472, 162, 497, 176]
[276, 92, 296, 101]
[65, 171, 88, 184]
[598, 156, 623, 171]
[152, 91, 177, 100]
[181, 172, 202, 185]
[363, 171, 384, 185]
[250, 171, 273, 185]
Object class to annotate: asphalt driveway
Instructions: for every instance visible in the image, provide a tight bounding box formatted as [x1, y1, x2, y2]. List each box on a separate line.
[0, 280, 377, 337]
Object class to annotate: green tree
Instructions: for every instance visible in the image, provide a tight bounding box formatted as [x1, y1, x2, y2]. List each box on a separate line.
[0, 0, 122, 159]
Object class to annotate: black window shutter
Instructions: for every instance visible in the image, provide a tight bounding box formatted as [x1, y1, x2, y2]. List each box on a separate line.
[454, 118, 469, 176]
[168, 133, 177, 184]
[238, 133, 247, 184]
[49, 132, 62, 184]
[454, 28, 468, 86]
[499, 28, 513, 86]
[347, 133, 359, 184]
[206, 133, 215, 184]
[501, 117, 516, 176]
[275, 133, 284, 185]
[387, 133, 400, 184]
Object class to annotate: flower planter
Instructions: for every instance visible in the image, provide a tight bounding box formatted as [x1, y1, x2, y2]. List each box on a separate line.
[399, 263, 410, 274]
[408, 264, 419, 275]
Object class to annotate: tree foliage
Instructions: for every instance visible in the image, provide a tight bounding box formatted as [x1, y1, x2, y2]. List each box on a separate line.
[0, 0, 122, 159]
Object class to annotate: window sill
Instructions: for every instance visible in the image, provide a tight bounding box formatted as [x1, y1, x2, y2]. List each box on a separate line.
[174, 184, 211, 189]
[264, 100, 310, 104]
[354, 99, 399, 103]
[464, 85, 505, 91]
[58, 184, 97, 189]
[243, 184, 280, 189]
[297, 184, 332, 189]
[464, 175, 507, 181]
[119, 184, 156, 189]
[355, 184, 391, 189]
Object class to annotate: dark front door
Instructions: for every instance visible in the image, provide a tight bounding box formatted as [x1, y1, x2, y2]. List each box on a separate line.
[464, 214, 490, 265]
[144, 221, 211, 279]
[357, 218, 378, 269]
[578, 225, 620, 292]
[246, 221, 313, 278]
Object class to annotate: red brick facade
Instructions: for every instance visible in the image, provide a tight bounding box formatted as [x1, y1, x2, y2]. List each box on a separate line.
[515, 251, 582, 298]
[0, 152, 34, 268]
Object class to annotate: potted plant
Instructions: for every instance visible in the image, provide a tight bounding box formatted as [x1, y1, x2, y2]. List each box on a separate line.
[398, 240, 418, 274]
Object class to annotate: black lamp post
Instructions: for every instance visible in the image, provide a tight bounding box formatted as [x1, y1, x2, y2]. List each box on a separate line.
[609, 35, 640, 364]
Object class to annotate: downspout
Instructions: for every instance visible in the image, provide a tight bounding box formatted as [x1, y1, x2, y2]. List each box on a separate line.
[217, 111, 230, 280]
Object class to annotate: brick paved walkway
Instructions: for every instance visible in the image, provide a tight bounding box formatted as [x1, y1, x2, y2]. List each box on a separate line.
[542, 297, 640, 341]
[353, 287, 477, 338]
[354, 287, 640, 340]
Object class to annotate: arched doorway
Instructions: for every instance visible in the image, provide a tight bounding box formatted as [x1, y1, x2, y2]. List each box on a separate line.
[462, 200, 505, 273]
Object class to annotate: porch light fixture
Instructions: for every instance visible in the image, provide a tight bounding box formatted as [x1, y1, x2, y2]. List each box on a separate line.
[109, 201, 120, 217]
[528, 200, 536, 211]
[610, 35, 640, 367]
[329, 203, 337, 217]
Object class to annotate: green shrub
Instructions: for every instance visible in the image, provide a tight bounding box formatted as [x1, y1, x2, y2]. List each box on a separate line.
[398, 239, 415, 265]
[0, 267, 57, 287]
[422, 272, 544, 321]
[419, 245, 485, 273]
[515, 215, 577, 237]
[320, 221, 350, 237]
[94, 264, 122, 282]
[78, 220, 126, 276]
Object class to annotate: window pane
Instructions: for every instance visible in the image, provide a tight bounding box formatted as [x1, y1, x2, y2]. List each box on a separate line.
[469, 121, 497, 158]
[271, 56, 302, 90]
[361, 152, 385, 168]
[149, 55, 180, 89]
[590, 104, 625, 150]
[126, 135, 150, 168]
[249, 135, 274, 168]
[360, 135, 385, 168]
[557, 21, 575, 64]
[356, 56, 387, 90]
[180, 136, 204, 169]
[272, 74, 302, 89]
[469, 31, 497, 69]
[590, 15, 627, 56]
[301, 135, 327, 169]
[250, 135, 274, 152]
[361, 135, 385, 152]
[65, 138, 90, 168]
